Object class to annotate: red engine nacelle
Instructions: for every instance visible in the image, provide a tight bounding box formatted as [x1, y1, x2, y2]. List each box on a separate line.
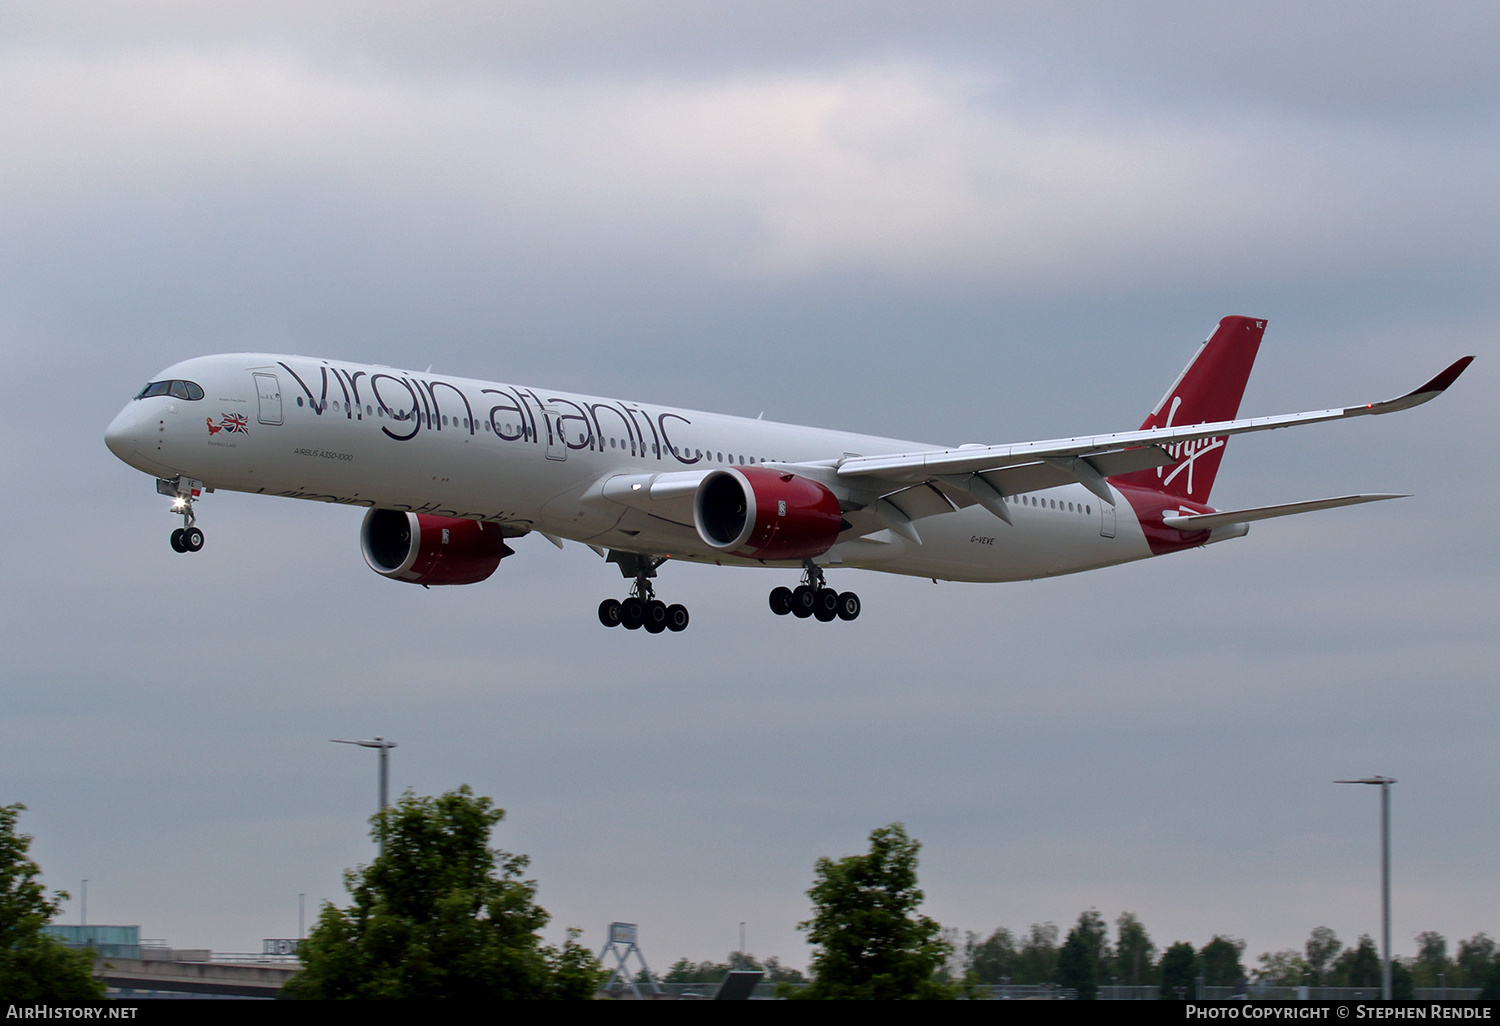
[360, 509, 515, 585]
[694, 467, 845, 561]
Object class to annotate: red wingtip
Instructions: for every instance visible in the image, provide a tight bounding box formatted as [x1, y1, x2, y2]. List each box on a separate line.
[1414, 355, 1474, 396]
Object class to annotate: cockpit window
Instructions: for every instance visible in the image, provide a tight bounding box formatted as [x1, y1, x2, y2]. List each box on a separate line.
[136, 380, 204, 401]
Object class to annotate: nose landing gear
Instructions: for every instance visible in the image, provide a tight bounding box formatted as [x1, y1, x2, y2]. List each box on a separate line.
[159, 477, 207, 553]
[769, 563, 859, 623]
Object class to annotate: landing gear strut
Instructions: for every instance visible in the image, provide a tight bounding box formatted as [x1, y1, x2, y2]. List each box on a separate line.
[598, 552, 689, 633]
[160, 477, 206, 553]
[769, 562, 859, 622]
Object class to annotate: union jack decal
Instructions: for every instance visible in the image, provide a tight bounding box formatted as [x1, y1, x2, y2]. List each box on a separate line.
[209, 413, 249, 435]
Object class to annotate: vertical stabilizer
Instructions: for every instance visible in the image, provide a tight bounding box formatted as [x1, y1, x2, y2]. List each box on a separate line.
[1110, 315, 1265, 503]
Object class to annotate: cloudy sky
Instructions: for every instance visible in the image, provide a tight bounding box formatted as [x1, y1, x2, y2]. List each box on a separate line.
[3, 2, 1497, 973]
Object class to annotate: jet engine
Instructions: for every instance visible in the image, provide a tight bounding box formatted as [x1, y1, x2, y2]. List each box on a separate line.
[694, 467, 845, 561]
[360, 509, 515, 585]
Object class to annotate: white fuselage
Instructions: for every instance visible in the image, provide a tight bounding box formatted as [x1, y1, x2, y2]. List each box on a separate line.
[105, 354, 1159, 583]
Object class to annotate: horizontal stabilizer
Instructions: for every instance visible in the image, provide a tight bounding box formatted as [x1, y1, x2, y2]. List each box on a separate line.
[1161, 494, 1408, 531]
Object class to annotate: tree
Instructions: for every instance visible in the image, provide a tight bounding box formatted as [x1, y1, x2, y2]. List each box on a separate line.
[1013, 922, 1060, 984]
[659, 951, 806, 987]
[1331, 934, 1381, 989]
[1114, 912, 1156, 987]
[1411, 931, 1452, 988]
[1254, 949, 1310, 986]
[1159, 941, 1197, 999]
[1056, 919, 1099, 999]
[794, 823, 953, 1000]
[1200, 935, 1246, 988]
[1458, 933, 1497, 988]
[284, 787, 602, 999]
[1057, 909, 1110, 999]
[1479, 958, 1500, 1000]
[0, 803, 103, 1000]
[1305, 926, 1342, 986]
[1392, 959, 1415, 1000]
[966, 927, 1018, 984]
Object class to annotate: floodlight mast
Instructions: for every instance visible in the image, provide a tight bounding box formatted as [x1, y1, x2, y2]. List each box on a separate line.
[1336, 775, 1395, 1000]
[332, 737, 398, 855]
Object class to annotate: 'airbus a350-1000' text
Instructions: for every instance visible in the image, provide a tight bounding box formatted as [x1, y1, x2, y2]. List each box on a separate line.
[104, 316, 1471, 633]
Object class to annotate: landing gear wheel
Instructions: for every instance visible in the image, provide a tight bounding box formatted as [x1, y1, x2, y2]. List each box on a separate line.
[836, 591, 861, 621]
[666, 604, 690, 632]
[813, 588, 839, 622]
[791, 585, 816, 618]
[621, 597, 646, 630]
[170, 528, 186, 552]
[644, 600, 668, 633]
[769, 586, 793, 616]
[182, 526, 204, 552]
[598, 598, 623, 627]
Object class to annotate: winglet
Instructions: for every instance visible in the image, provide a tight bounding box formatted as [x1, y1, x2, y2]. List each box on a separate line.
[1365, 356, 1474, 415]
[1412, 355, 1474, 397]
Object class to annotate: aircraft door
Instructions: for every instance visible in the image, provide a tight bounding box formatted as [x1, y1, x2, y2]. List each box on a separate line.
[254, 373, 283, 425]
[1100, 500, 1116, 538]
[543, 407, 566, 461]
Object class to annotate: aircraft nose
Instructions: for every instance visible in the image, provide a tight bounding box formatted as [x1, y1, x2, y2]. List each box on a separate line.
[104, 403, 147, 462]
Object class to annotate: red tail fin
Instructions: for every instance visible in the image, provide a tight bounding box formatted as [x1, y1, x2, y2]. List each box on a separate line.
[1111, 315, 1265, 502]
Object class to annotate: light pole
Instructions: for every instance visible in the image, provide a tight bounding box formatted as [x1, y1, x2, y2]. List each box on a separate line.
[333, 737, 398, 855]
[1337, 775, 1395, 1000]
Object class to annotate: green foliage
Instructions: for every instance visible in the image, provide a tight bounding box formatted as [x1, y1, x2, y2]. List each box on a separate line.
[1200, 935, 1245, 987]
[284, 787, 603, 1000]
[1158, 941, 1197, 999]
[660, 956, 725, 985]
[1056, 910, 1109, 999]
[1332, 934, 1381, 989]
[1392, 958, 1414, 1000]
[1055, 922, 1097, 999]
[1458, 933, 1497, 988]
[1411, 930, 1452, 988]
[1013, 922, 1060, 984]
[0, 804, 103, 1001]
[658, 951, 806, 987]
[1114, 912, 1156, 986]
[794, 823, 954, 1000]
[1253, 948, 1310, 986]
[1479, 958, 1500, 1000]
[1305, 926, 1343, 986]
[964, 927, 1017, 984]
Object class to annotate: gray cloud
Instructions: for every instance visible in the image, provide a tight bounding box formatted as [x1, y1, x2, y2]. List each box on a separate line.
[2, 2, 1494, 969]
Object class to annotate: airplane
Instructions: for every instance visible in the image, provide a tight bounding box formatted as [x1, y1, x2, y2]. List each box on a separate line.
[104, 316, 1471, 633]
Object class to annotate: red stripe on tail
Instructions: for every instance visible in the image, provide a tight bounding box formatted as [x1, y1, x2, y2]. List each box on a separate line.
[1110, 315, 1265, 504]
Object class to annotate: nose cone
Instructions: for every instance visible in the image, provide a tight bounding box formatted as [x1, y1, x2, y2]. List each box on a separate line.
[104, 403, 142, 462]
[104, 401, 172, 476]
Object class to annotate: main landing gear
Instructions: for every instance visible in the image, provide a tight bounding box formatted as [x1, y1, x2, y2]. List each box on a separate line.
[159, 477, 206, 553]
[769, 563, 860, 623]
[598, 553, 689, 633]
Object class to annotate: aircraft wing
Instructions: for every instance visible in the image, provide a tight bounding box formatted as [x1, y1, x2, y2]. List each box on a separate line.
[825, 356, 1473, 493]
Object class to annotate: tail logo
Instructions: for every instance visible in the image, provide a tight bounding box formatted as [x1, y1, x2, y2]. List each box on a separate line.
[1154, 396, 1225, 497]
